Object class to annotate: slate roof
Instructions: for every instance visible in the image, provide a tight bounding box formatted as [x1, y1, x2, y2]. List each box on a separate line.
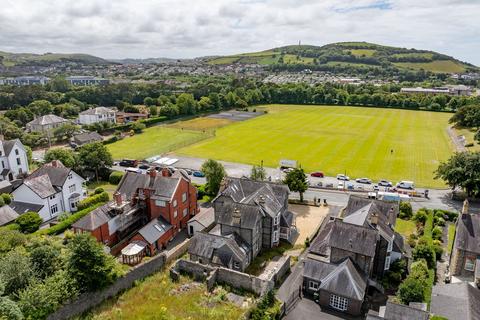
[73, 132, 103, 145]
[188, 232, 249, 265]
[137, 216, 172, 244]
[393, 231, 412, 258]
[27, 114, 68, 126]
[24, 174, 57, 198]
[310, 219, 378, 258]
[431, 282, 480, 320]
[454, 213, 480, 254]
[303, 257, 367, 301]
[79, 107, 114, 115]
[188, 207, 215, 228]
[116, 171, 182, 201]
[0, 180, 13, 194]
[27, 160, 73, 188]
[9, 201, 44, 214]
[1, 139, 19, 156]
[381, 301, 429, 320]
[72, 203, 112, 231]
[0, 205, 19, 226]
[281, 210, 294, 227]
[217, 202, 262, 230]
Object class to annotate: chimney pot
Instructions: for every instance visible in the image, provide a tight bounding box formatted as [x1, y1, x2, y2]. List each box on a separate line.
[161, 167, 170, 177]
[51, 160, 58, 167]
[148, 169, 157, 178]
[114, 192, 122, 206]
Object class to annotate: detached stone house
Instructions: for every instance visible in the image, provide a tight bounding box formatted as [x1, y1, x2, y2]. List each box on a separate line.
[12, 160, 86, 222]
[0, 137, 29, 181]
[71, 131, 104, 147]
[450, 213, 480, 281]
[188, 177, 298, 271]
[78, 107, 116, 125]
[431, 282, 480, 320]
[26, 114, 69, 133]
[73, 169, 198, 257]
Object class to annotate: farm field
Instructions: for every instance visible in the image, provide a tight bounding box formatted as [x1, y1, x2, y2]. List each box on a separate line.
[177, 105, 453, 187]
[107, 127, 210, 160]
[394, 60, 466, 73]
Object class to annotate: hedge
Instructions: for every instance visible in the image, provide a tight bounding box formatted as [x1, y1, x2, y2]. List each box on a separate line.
[139, 116, 167, 126]
[109, 171, 125, 185]
[77, 191, 110, 211]
[35, 202, 106, 236]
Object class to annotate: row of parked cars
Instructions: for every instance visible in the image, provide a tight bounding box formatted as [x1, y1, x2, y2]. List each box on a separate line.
[310, 171, 415, 190]
[117, 159, 205, 177]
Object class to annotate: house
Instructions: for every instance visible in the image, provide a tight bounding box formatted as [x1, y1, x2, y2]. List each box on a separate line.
[71, 131, 104, 147]
[26, 114, 70, 133]
[302, 257, 368, 316]
[1, 76, 50, 86]
[66, 76, 109, 86]
[0, 205, 19, 226]
[450, 212, 480, 281]
[0, 137, 29, 181]
[116, 112, 148, 124]
[9, 201, 44, 216]
[430, 282, 480, 320]
[78, 107, 116, 125]
[187, 206, 215, 236]
[366, 301, 429, 320]
[73, 168, 198, 256]
[11, 160, 86, 221]
[188, 177, 298, 271]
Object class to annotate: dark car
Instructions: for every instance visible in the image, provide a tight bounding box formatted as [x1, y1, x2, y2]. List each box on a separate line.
[310, 171, 324, 178]
[138, 164, 150, 170]
[378, 179, 393, 187]
[193, 171, 205, 177]
[119, 159, 138, 167]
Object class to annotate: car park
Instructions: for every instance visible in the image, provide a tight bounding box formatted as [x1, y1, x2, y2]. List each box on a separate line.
[138, 164, 150, 170]
[336, 174, 350, 181]
[119, 159, 138, 167]
[310, 171, 324, 178]
[355, 178, 372, 184]
[193, 171, 205, 177]
[378, 179, 393, 187]
[337, 182, 345, 189]
[396, 180, 415, 190]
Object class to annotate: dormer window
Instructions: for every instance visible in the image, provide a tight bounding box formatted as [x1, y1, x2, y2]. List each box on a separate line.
[15, 149, 19, 155]
[274, 215, 280, 225]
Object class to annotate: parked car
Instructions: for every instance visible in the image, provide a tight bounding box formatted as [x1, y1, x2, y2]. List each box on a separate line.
[355, 178, 372, 184]
[138, 164, 150, 170]
[193, 171, 205, 177]
[282, 168, 294, 173]
[310, 171, 324, 178]
[373, 185, 380, 191]
[347, 183, 354, 190]
[336, 174, 350, 181]
[397, 181, 415, 190]
[356, 185, 364, 190]
[183, 169, 193, 175]
[378, 179, 393, 187]
[119, 159, 138, 167]
[316, 182, 323, 187]
[337, 182, 345, 189]
[325, 182, 334, 188]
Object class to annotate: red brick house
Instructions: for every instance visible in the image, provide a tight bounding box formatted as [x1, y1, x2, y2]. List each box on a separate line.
[72, 168, 198, 258]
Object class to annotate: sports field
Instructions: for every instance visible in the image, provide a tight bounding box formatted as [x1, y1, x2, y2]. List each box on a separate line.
[177, 105, 454, 187]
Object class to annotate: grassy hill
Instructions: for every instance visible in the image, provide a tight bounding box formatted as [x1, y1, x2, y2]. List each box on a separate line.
[0, 51, 111, 67]
[207, 42, 477, 74]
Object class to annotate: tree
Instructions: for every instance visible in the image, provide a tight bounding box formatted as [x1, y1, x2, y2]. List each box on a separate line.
[49, 77, 69, 93]
[413, 244, 436, 268]
[129, 121, 146, 133]
[397, 277, 424, 304]
[44, 148, 78, 169]
[284, 167, 308, 202]
[435, 151, 480, 197]
[250, 164, 267, 181]
[66, 234, 118, 292]
[399, 201, 413, 219]
[0, 194, 11, 205]
[177, 93, 196, 115]
[53, 123, 78, 140]
[143, 97, 156, 106]
[449, 104, 480, 128]
[0, 295, 23, 320]
[198, 96, 212, 111]
[15, 212, 42, 234]
[0, 249, 33, 295]
[77, 142, 113, 181]
[29, 243, 61, 279]
[28, 100, 53, 116]
[149, 105, 158, 116]
[201, 159, 226, 196]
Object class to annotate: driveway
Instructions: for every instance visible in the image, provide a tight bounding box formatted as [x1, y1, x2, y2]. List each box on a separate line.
[290, 204, 329, 246]
[284, 299, 361, 320]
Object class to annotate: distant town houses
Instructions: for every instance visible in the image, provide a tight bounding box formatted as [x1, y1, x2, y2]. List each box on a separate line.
[0, 75, 110, 86]
[400, 85, 473, 96]
[0, 76, 50, 85]
[73, 168, 198, 260]
[78, 106, 117, 125]
[11, 160, 86, 222]
[26, 114, 70, 133]
[188, 177, 298, 272]
[0, 136, 29, 181]
[66, 76, 109, 86]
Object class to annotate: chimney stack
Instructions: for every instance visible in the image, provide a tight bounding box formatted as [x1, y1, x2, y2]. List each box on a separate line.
[148, 169, 157, 178]
[370, 213, 378, 226]
[258, 195, 265, 204]
[114, 192, 123, 206]
[161, 167, 170, 177]
[51, 160, 58, 168]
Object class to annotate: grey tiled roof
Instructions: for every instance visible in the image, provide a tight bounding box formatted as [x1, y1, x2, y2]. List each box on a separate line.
[217, 202, 262, 230]
[310, 219, 378, 258]
[27, 161, 73, 188]
[454, 213, 480, 254]
[24, 174, 57, 198]
[27, 114, 68, 126]
[188, 207, 215, 228]
[73, 132, 103, 145]
[72, 203, 112, 230]
[137, 216, 172, 244]
[188, 232, 248, 265]
[431, 282, 480, 320]
[116, 172, 181, 201]
[0, 205, 19, 226]
[9, 201, 44, 214]
[382, 301, 429, 320]
[2, 139, 18, 156]
[79, 107, 114, 115]
[393, 231, 412, 258]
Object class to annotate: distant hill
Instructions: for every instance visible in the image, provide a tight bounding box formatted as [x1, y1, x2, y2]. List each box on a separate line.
[206, 42, 478, 74]
[0, 51, 111, 67]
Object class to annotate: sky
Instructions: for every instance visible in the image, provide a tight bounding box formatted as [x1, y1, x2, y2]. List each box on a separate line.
[1, 0, 479, 65]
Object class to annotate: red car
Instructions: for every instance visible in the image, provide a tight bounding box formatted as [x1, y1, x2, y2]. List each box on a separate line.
[310, 171, 324, 178]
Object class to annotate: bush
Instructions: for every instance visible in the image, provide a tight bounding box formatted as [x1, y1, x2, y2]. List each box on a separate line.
[16, 212, 42, 233]
[398, 277, 424, 304]
[305, 237, 310, 247]
[140, 116, 167, 127]
[94, 187, 105, 195]
[413, 210, 428, 224]
[465, 142, 474, 147]
[399, 202, 413, 219]
[413, 244, 436, 268]
[129, 121, 146, 133]
[0, 197, 4, 207]
[0, 193, 12, 205]
[433, 216, 446, 227]
[103, 135, 119, 145]
[36, 203, 105, 236]
[57, 211, 72, 222]
[77, 192, 109, 211]
[407, 234, 417, 248]
[433, 244, 444, 260]
[432, 226, 443, 240]
[250, 290, 281, 320]
[109, 171, 124, 185]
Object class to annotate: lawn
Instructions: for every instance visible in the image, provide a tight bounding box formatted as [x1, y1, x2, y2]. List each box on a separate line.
[395, 60, 466, 73]
[395, 219, 416, 238]
[168, 117, 234, 131]
[177, 105, 453, 187]
[87, 269, 247, 320]
[87, 181, 118, 197]
[455, 127, 480, 151]
[107, 127, 210, 160]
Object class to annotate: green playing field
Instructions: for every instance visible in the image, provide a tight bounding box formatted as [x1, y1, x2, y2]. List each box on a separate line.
[177, 105, 454, 187]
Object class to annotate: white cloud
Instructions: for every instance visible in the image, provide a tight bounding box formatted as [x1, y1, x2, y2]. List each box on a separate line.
[0, 0, 478, 65]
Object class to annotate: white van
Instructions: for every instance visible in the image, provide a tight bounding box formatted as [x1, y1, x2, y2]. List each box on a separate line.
[396, 181, 415, 190]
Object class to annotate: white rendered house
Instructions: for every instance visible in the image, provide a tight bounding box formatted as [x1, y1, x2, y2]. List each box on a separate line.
[0, 138, 29, 181]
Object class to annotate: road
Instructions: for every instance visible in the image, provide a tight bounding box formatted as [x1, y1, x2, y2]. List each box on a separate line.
[112, 154, 480, 214]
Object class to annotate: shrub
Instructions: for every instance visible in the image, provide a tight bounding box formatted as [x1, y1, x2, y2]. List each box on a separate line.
[413, 244, 436, 268]
[0, 193, 12, 205]
[103, 135, 119, 145]
[140, 116, 167, 127]
[399, 202, 413, 219]
[57, 211, 72, 222]
[433, 244, 444, 260]
[250, 290, 281, 320]
[416, 224, 424, 236]
[407, 234, 417, 248]
[305, 237, 310, 247]
[16, 212, 42, 233]
[129, 121, 146, 133]
[413, 210, 428, 224]
[465, 142, 474, 147]
[94, 187, 105, 195]
[432, 226, 443, 240]
[433, 216, 446, 227]
[77, 192, 109, 211]
[109, 171, 124, 185]
[398, 277, 424, 304]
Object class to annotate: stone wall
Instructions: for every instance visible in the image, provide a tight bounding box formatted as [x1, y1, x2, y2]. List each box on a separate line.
[165, 238, 191, 263]
[47, 253, 167, 320]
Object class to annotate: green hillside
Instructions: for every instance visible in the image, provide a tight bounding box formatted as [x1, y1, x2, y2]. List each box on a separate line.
[207, 42, 477, 74]
[0, 51, 111, 67]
